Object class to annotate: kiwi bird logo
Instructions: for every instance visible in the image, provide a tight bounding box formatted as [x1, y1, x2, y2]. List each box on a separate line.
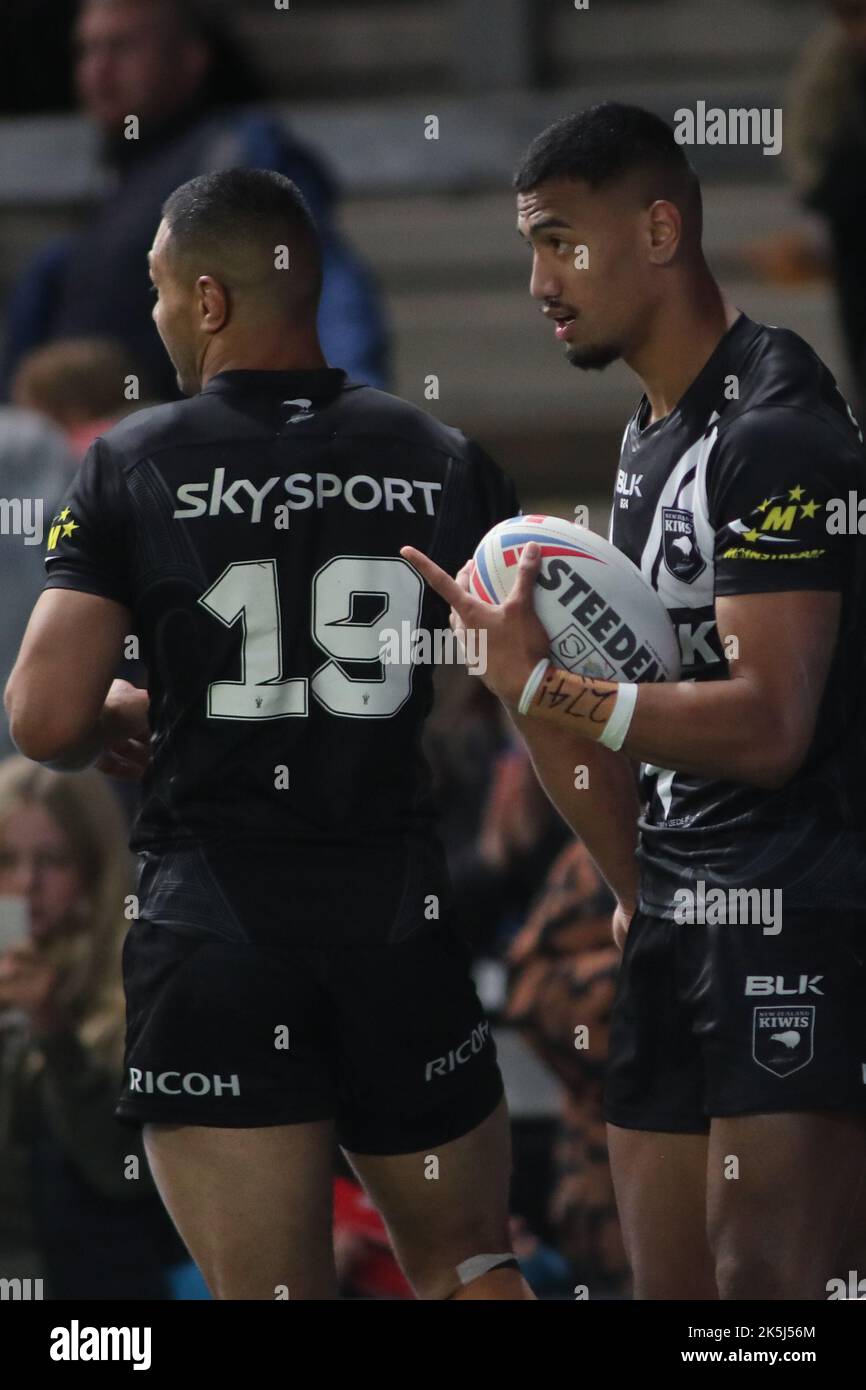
[754, 1005, 814, 1075]
[662, 507, 705, 583]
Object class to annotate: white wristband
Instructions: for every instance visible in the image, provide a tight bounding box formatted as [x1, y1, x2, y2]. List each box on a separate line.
[517, 659, 550, 716]
[598, 682, 638, 751]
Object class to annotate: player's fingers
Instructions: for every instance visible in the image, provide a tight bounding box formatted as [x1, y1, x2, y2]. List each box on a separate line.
[449, 605, 468, 636]
[455, 559, 474, 593]
[508, 542, 542, 606]
[123, 737, 152, 763]
[106, 739, 150, 771]
[400, 546, 476, 622]
[95, 750, 146, 781]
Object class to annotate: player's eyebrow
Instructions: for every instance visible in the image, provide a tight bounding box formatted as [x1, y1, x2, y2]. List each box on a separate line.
[523, 216, 573, 235]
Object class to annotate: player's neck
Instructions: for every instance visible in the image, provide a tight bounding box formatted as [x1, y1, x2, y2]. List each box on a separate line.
[200, 334, 329, 386]
[629, 272, 739, 427]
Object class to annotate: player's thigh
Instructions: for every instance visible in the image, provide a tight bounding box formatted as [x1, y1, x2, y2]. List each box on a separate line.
[606, 1123, 717, 1299]
[702, 908, 866, 1291]
[602, 912, 717, 1297]
[707, 1110, 866, 1296]
[144, 1119, 337, 1300]
[345, 1095, 514, 1296]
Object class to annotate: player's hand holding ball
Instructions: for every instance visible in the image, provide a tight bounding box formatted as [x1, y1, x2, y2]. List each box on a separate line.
[400, 541, 548, 709]
[403, 514, 679, 716]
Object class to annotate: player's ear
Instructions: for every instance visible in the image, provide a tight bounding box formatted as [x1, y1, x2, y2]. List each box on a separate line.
[646, 199, 680, 265]
[197, 275, 230, 334]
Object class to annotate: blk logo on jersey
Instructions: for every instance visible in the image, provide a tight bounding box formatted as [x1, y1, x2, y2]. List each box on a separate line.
[744, 974, 824, 996]
[662, 507, 705, 583]
[615, 470, 642, 509]
[752, 1006, 815, 1077]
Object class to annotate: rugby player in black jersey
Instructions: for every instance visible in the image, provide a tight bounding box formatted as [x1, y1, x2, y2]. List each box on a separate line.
[405, 104, 866, 1300]
[4, 169, 534, 1300]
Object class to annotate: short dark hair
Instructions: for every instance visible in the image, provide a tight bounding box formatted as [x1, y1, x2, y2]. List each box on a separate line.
[162, 168, 322, 303]
[514, 102, 696, 195]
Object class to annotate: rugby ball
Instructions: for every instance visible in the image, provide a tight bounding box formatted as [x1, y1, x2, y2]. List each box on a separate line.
[471, 515, 680, 683]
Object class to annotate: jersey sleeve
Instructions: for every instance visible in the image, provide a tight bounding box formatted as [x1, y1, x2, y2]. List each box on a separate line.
[707, 407, 856, 596]
[43, 438, 133, 607]
[428, 438, 519, 580]
[462, 440, 521, 543]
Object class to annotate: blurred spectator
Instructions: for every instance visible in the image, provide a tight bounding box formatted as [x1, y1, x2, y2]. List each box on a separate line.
[11, 337, 155, 460]
[0, 411, 76, 757]
[0, 758, 189, 1297]
[0, 0, 389, 400]
[786, 0, 866, 408]
[453, 735, 569, 950]
[424, 669, 568, 951]
[506, 840, 630, 1296]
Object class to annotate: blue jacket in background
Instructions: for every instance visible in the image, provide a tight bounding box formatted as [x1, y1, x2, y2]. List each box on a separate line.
[0, 106, 390, 399]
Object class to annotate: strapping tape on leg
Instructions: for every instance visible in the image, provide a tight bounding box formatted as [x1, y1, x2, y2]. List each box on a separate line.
[456, 1253, 520, 1286]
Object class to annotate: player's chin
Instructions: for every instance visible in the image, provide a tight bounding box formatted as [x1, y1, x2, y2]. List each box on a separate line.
[565, 340, 622, 372]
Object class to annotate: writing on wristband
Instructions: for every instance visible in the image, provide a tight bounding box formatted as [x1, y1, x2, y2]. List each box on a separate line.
[525, 666, 638, 749]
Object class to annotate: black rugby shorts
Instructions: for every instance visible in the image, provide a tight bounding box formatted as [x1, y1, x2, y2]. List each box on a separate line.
[604, 907, 866, 1132]
[116, 844, 503, 1154]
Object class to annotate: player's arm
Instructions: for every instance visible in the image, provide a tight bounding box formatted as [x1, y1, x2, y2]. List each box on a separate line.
[521, 587, 839, 789]
[404, 547, 641, 908]
[507, 713, 641, 910]
[4, 589, 149, 775]
[401, 543, 839, 793]
[6, 438, 152, 776]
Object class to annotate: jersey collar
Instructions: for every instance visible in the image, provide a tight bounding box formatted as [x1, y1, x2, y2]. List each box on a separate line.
[202, 368, 348, 399]
[634, 312, 757, 438]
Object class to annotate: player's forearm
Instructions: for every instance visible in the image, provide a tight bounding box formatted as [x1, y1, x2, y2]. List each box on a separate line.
[524, 665, 800, 789]
[509, 713, 640, 909]
[5, 682, 100, 769]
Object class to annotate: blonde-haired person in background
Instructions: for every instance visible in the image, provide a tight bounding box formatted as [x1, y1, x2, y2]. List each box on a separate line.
[0, 756, 191, 1298]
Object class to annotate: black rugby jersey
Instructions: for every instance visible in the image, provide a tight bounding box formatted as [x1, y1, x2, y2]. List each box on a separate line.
[43, 369, 517, 857]
[610, 313, 866, 917]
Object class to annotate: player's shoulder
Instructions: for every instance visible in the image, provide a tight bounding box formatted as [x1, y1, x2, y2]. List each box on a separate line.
[716, 319, 863, 458]
[92, 396, 210, 469]
[338, 382, 485, 462]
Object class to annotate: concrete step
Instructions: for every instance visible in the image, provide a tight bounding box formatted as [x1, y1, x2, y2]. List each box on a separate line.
[229, 0, 821, 96]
